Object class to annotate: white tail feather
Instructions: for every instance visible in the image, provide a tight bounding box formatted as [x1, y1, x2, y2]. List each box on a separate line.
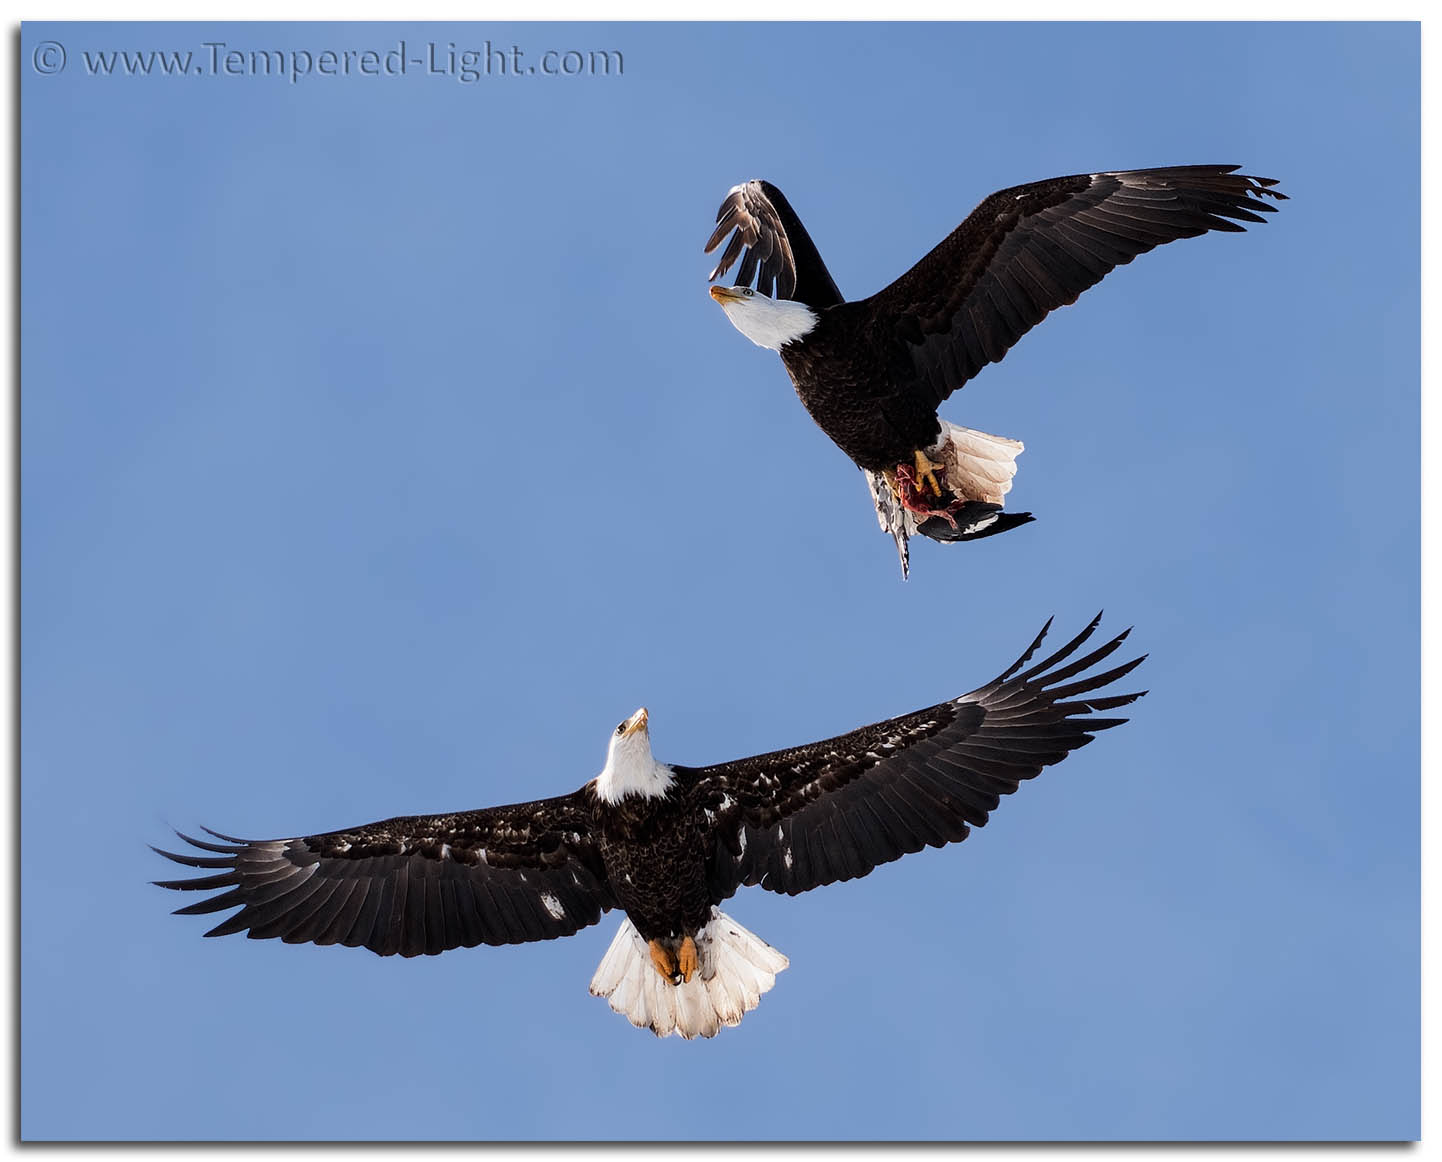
[589, 909, 789, 1039]
[647, 965, 675, 1038]
[929, 421, 1024, 505]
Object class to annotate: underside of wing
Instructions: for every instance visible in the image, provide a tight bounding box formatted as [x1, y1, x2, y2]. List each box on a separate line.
[690, 615, 1145, 898]
[864, 165, 1286, 410]
[153, 793, 613, 957]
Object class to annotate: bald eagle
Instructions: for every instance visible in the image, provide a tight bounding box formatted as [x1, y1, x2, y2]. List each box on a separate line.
[705, 166, 1286, 576]
[155, 615, 1144, 1039]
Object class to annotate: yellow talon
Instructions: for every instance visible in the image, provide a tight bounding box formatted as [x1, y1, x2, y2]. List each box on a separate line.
[648, 936, 698, 985]
[913, 449, 944, 497]
[678, 935, 698, 983]
[648, 938, 677, 982]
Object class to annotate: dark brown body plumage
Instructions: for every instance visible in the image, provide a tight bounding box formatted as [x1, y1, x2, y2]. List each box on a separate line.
[780, 301, 942, 471]
[588, 786, 713, 942]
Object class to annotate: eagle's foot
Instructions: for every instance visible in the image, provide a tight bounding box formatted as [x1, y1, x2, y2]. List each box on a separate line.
[911, 448, 945, 497]
[648, 938, 678, 983]
[677, 934, 698, 984]
[648, 937, 696, 985]
[894, 463, 966, 529]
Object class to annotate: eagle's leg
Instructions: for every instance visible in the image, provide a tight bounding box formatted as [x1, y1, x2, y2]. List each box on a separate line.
[677, 934, 698, 984]
[646, 935, 700, 984]
[648, 938, 679, 983]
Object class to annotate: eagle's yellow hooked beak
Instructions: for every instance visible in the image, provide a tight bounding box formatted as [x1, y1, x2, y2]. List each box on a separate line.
[620, 708, 649, 738]
[709, 285, 745, 304]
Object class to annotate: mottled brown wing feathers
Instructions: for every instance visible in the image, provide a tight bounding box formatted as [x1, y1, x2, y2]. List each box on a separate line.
[863, 165, 1285, 410]
[154, 793, 613, 957]
[688, 615, 1145, 898]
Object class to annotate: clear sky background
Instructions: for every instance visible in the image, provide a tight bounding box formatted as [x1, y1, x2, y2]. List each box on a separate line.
[21, 20, 1417, 1142]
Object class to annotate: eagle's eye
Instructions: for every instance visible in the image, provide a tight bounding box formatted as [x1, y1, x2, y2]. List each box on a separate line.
[615, 722, 626, 736]
[743, 288, 754, 297]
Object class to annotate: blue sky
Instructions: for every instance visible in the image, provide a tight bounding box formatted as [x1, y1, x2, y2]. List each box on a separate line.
[21, 21, 1417, 1142]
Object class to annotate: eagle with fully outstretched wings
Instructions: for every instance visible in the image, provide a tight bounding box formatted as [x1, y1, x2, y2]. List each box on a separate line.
[156, 615, 1144, 1038]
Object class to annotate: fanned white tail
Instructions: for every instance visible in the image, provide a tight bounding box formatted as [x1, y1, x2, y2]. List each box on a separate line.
[930, 421, 1024, 505]
[588, 908, 789, 1039]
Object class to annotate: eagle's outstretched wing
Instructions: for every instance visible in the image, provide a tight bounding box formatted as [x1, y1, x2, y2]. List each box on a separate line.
[861, 165, 1285, 411]
[153, 791, 612, 957]
[705, 179, 845, 308]
[683, 615, 1144, 899]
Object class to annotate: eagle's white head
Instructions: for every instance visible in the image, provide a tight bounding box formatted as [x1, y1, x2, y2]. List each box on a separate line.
[709, 284, 818, 351]
[595, 707, 674, 804]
